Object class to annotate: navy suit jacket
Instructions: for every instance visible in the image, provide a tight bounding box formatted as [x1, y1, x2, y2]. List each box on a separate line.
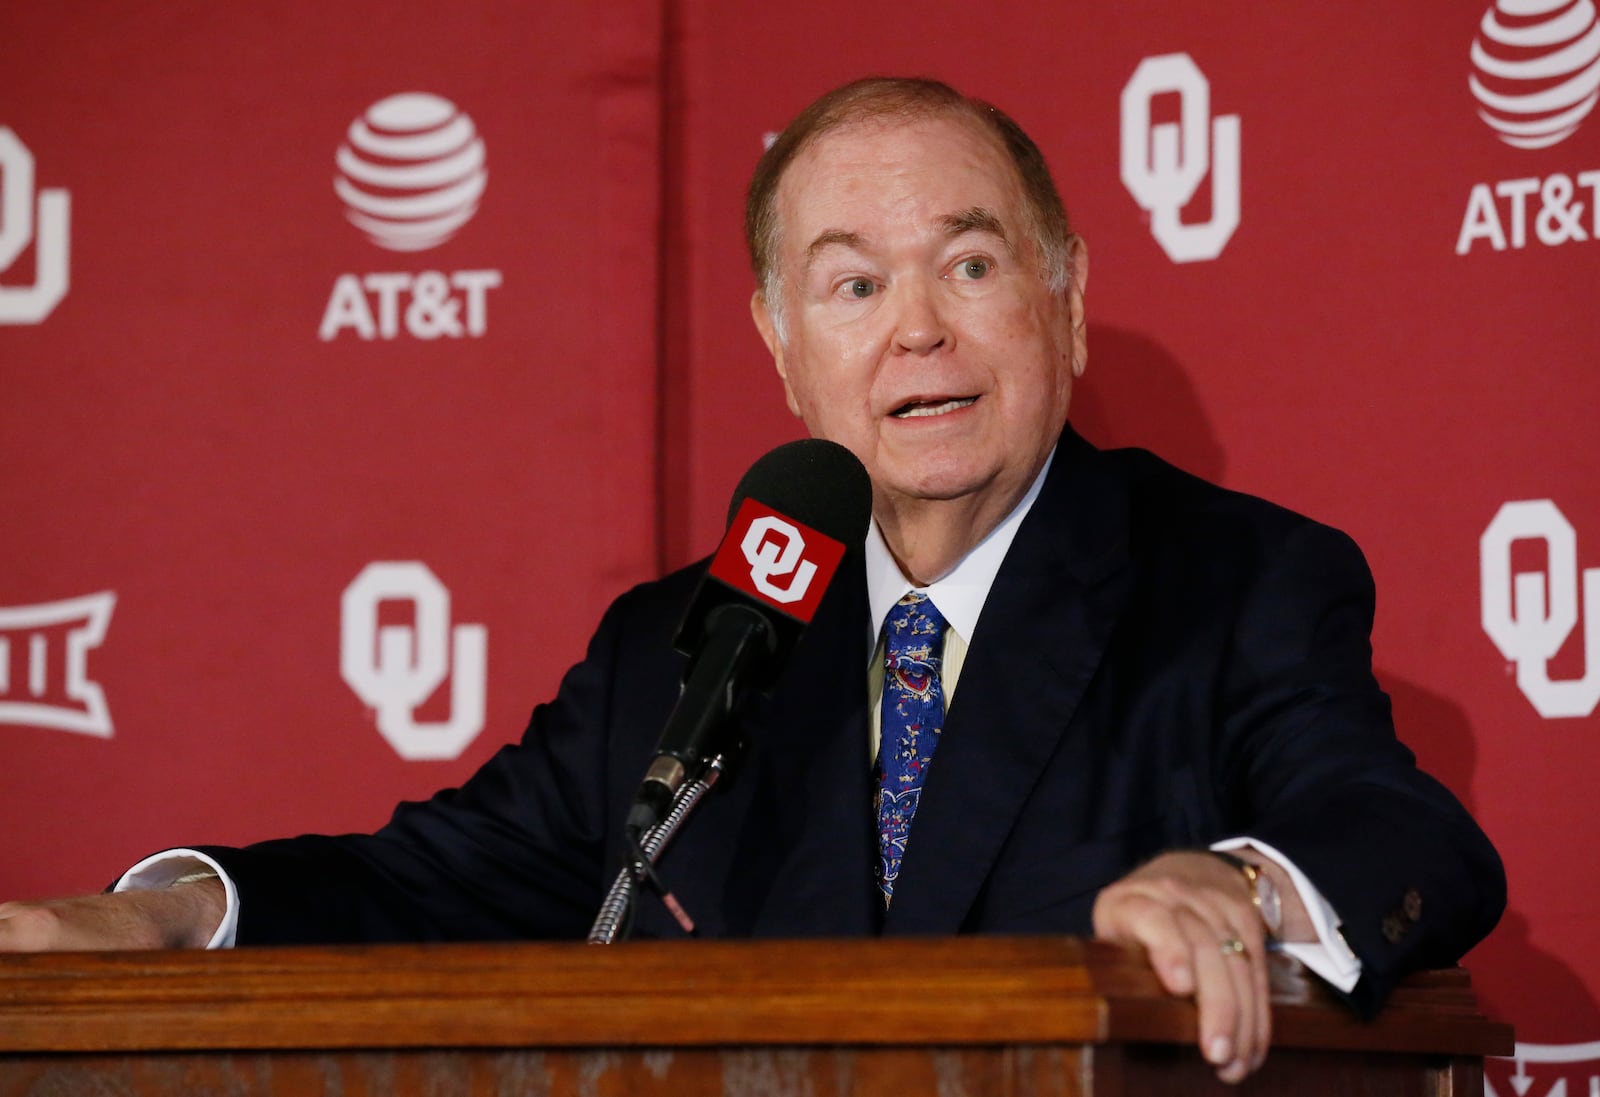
[199, 428, 1504, 1016]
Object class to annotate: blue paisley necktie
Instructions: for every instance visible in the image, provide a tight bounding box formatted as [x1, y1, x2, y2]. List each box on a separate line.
[875, 591, 948, 905]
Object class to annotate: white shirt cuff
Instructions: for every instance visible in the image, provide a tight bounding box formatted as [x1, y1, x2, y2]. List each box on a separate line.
[1211, 837, 1361, 993]
[113, 849, 239, 949]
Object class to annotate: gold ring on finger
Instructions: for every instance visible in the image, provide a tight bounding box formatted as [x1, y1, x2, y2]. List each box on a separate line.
[1219, 937, 1247, 957]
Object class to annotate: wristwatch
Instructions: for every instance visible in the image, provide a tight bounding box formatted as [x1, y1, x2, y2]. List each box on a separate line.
[1212, 850, 1283, 938]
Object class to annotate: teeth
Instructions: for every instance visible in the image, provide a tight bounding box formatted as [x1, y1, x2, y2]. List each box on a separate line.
[894, 397, 977, 419]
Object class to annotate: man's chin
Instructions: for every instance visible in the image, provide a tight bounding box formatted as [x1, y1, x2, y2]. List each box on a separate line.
[870, 447, 1049, 520]
[878, 464, 1000, 507]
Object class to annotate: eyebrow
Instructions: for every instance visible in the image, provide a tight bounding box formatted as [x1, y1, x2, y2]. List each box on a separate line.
[800, 206, 1017, 275]
[940, 207, 1016, 254]
[803, 229, 864, 274]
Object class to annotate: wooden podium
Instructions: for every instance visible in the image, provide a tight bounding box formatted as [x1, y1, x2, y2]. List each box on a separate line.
[0, 936, 1510, 1095]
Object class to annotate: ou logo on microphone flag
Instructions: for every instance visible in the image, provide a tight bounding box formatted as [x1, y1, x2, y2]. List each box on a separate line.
[709, 499, 847, 623]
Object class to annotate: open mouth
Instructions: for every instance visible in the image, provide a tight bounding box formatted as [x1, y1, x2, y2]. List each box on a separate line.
[891, 396, 978, 419]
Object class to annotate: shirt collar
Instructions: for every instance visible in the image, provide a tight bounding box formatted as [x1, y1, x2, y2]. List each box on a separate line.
[864, 448, 1055, 645]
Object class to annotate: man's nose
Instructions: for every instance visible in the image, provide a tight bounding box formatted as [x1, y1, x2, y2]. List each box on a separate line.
[890, 281, 948, 356]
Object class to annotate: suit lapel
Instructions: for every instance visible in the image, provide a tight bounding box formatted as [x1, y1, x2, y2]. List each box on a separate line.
[884, 430, 1137, 934]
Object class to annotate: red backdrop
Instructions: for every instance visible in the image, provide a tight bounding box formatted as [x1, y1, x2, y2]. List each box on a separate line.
[4, 3, 1596, 1089]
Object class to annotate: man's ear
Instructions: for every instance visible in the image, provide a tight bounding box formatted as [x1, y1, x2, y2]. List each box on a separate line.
[751, 290, 803, 418]
[1066, 235, 1090, 379]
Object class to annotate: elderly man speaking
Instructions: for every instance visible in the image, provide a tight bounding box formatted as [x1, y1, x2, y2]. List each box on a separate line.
[0, 77, 1503, 1087]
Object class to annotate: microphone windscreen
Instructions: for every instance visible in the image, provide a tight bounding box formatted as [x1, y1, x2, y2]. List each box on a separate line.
[725, 439, 872, 548]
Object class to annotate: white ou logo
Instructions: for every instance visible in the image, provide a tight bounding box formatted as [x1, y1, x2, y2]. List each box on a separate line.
[0, 127, 70, 325]
[1487, 1039, 1600, 1097]
[1120, 53, 1241, 264]
[1481, 500, 1600, 718]
[0, 592, 115, 736]
[340, 563, 488, 760]
[335, 93, 487, 253]
[1469, 0, 1600, 150]
[741, 516, 817, 604]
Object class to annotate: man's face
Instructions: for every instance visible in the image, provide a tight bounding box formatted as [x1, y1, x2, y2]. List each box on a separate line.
[753, 114, 1087, 519]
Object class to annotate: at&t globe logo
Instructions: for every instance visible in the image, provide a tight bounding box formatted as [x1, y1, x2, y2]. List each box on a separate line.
[319, 92, 502, 342]
[334, 92, 488, 252]
[1469, 0, 1600, 150]
[1457, 1, 1600, 254]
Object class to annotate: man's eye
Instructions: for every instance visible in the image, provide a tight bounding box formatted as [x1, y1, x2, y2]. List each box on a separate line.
[959, 258, 990, 279]
[846, 278, 875, 299]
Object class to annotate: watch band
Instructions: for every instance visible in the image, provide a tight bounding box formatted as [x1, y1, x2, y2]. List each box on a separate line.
[1210, 850, 1282, 937]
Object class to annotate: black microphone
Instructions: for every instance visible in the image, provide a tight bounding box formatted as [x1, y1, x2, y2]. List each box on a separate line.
[625, 438, 872, 836]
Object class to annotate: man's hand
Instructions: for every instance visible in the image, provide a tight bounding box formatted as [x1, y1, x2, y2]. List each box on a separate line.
[0, 879, 225, 952]
[1092, 850, 1301, 1085]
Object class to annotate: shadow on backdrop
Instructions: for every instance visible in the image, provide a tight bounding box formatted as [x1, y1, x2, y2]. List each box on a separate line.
[1070, 323, 1225, 484]
[1380, 672, 1599, 1044]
